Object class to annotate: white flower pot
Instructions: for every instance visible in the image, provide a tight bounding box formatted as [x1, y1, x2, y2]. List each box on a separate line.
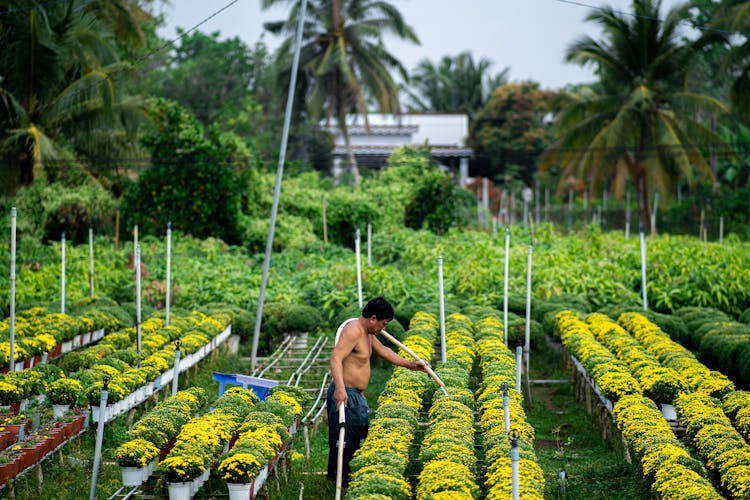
[52, 404, 70, 418]
[227, 482, 252, 500]
[168, 482, 192, 500]
[121, 466, 144, 486]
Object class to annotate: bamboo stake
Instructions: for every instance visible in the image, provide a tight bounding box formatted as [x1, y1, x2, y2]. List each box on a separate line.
[380, 330, 448, 395]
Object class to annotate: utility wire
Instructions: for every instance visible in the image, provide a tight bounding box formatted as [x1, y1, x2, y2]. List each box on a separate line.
[554, 0, 741, 37]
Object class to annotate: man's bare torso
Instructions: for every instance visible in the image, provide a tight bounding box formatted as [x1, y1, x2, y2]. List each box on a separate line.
[340, 319, 372, 390]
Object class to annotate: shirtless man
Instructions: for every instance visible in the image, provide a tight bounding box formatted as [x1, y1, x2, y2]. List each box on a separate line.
[326, 296, 426, 487]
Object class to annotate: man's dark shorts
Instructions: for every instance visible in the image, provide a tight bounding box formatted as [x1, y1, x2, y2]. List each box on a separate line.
[326, 383, 369, 487]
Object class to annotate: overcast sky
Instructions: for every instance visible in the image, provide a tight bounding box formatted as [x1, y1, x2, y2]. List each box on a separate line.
[157, 0, 687, 90]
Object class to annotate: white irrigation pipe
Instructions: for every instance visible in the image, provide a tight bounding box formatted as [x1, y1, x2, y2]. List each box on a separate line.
[250, 0, 308, 370]
[255, 336, 296, 378]
[335, 403, 346, 500]
[510, 430, 520, 500]
[89, 227, 95, 299]
[355, 228, 363, 308]
[304, 371, 330, 423]
[502, 383, 511, 432]
[171, 340, 181, 396]
[503, 227, 510, 345]
[166, 221, 172, 326]
[640, 230, 648, 311]
[380, 330, 448, 395]
[89, 382, 109, 500]
[9, 208, 16, 372]
[524, 245, 533, 375]
[515, 345, 522, 392]
[295, 336, 329, 386]
[367, 221, 372, 266]
[287, 335, 326, 385]
[136, 244, 142, 360]
[625, 191, 631, 240]
[61, 232, 66, 314]
[438, 256, 446, 363]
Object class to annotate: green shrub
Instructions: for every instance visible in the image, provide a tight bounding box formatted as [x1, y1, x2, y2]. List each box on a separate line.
[10, 183, 117, 243]
[404, 172, 475, 235]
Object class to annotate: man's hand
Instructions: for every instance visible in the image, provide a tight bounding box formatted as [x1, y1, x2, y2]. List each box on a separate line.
[410, 359, 429, 372]
[334, 385, 348, 409]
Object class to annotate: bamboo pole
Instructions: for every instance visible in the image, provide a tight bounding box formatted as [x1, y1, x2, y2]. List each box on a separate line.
[379, 330, 448, 395]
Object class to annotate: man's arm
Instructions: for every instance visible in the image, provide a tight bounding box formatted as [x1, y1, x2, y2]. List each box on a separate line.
[330, 324, 358, 408]
[371, 336, 427, 371]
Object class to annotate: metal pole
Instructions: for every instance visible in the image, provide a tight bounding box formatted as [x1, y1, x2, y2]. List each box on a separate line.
[525, 245, 532, 375]
[503, 227, 510, 346]
[625, 190, 631, 240]
[136, 245, 142, 361]
[651, 191, 660, 236]
[355, 228, 363, 309]
[166, 221, 172, 326]
[502, 382, 510, 432]
[367, 221, 372, 267]
[134, 224, 138, 257]
[172, 340, 181, 396]
[89, 378, 109, 500]
[510, 429, 520, 500]
[322, 194, 328, 244]
[61, 232, 66, 314]
[640, 229, 647, 311]
[9, 208, 16, 373]
[719, 216, 724, 245]
[251, 0, 308, 369]
[515, 345, 522, 392]
[438, 256, 446, 363]
[89, 227, 95, 299]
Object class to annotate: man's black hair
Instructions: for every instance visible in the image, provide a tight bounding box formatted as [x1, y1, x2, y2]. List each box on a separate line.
[362, 296, 394, 321]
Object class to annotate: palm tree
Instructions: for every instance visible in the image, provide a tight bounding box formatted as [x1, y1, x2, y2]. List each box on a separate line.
[262, 0, 419, 185]
[707, 0, 750, 120]
[403, 51, 509, 117]
[0, 0, 146, 186]
[540, 0, 727, 234]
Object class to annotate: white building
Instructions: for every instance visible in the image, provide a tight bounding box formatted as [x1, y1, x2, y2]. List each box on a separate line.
[324, 113, 473, 185]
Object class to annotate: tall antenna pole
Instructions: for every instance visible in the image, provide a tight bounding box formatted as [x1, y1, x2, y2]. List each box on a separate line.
[251, 0, 309, 369]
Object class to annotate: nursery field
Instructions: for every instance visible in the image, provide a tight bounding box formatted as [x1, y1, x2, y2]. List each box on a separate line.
[0, 222, 749, 499]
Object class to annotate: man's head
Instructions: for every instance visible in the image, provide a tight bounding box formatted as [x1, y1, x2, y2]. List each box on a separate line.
[362, 296, 394, 321]
[361, 296, 393, 335]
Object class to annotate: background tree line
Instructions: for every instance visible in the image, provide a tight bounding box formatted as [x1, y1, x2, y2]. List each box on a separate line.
[2, 0, 750, 244]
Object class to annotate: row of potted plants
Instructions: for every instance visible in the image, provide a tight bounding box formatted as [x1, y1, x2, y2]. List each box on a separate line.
[416, 313, 478, 500]
[66, 311, 232, 423]
[618, 312, 736, 398]
[612, 393, 723, 499]
[557, 309, 742, 496]
[345, 311, 439, 499]
[555, 310, 642, 405]
[115, 386, 210, 486]
[674, 392, 750, 499]
[215, 385, 309, 499]
[0, 307, 119, 370]
[587, 313, 684, 404]
[475, 315, 545, 499]
[0, 407, 87, 485]
[722, 390, 750, 441]
[160, 385, 307, 499]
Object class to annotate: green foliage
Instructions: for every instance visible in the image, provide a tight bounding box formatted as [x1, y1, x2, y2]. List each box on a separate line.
[122, 98, 247, 243]
[10, 183, 117, 243]
[469, 81, 555, 184]
[404, 171, 474, 234]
